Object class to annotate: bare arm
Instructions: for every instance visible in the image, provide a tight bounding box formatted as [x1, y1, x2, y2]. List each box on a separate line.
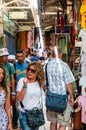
[66, 82, 74, 106]
[11, 74, 15, 92]
[16, 88, 27, 101]
[5, 88, 12, 130]
[16, 78, 28, 101]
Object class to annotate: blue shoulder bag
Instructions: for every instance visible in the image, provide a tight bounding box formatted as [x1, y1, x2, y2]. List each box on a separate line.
[45, 61, 68, 113]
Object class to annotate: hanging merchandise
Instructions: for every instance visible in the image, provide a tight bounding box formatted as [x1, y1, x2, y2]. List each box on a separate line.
[4, 30, 15, 55]
[83, 0, 86, 4]
[80, 2, 86, 29]
[0, 34, 3, 48]
[78, 29, 86, 53]
[75, 0, 79, 32]
[27, 31, 34, 48]
[57, 10, 60, 25]
[77, 0, 86, 101]
[64, 13, 68, 25]
[60, 13, 64, 33]
[34, 27, 40, 49]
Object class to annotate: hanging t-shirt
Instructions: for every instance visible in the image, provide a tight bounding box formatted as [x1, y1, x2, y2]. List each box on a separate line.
[81, 63, 86, 76]
[78, 29, 86, 52]
[81, 52, 86, 63]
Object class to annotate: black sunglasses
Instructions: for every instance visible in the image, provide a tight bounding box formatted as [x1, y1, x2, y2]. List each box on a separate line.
[27, 68, 36, 73]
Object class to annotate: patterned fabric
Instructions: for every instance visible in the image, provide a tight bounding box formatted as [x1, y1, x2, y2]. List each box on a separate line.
[0, 90, 8, 130]
[46, 58, 75, 94]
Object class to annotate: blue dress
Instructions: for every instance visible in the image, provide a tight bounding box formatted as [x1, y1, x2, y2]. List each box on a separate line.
[0, 89, 8, 130]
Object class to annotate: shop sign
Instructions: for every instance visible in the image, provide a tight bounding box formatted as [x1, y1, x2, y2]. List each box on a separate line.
[8, 11, 28, 20]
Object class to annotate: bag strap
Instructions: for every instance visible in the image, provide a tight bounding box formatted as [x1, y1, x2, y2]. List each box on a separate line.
[20, 101, 24, 108]
[45, 62, 49, 87]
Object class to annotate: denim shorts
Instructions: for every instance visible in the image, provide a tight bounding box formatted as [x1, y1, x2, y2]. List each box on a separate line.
[46, 103, 71, 126]
[18, 111, 39, 130]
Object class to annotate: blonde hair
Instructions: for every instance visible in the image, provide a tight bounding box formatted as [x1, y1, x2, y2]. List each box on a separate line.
[27, 62, 45, 86]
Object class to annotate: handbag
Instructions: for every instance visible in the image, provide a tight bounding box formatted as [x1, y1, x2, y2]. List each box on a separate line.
[20, 99, 45, 128]
[46, 90, 68, 113]
[25, 107, 45, 127]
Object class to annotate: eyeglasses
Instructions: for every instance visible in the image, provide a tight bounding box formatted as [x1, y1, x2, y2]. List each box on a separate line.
[27, 68, 36, 73]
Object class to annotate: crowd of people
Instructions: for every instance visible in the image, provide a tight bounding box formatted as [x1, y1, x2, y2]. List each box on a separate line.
[0, 46, 85, 130]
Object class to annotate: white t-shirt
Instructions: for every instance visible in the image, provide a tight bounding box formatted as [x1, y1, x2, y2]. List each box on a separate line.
[81, 63, 86, 76]
[16, 78, 42, 111]
[81, 53, 86, 63]
[78, 29, 86, 52]
[79, 76, 86, 96]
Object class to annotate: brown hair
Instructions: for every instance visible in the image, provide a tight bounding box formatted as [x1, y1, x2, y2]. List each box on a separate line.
[27, 62, 45, 86]
[0, 65, 7, 94]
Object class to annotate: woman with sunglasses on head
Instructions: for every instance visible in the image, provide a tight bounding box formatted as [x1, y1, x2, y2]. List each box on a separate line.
[16, 62, 45, 130]
[0, 65, 12, 130]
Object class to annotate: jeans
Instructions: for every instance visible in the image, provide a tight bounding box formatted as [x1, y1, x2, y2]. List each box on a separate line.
[18, 111, 39, 130]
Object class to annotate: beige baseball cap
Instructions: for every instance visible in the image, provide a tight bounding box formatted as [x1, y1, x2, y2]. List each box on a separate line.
[0, 48, 9, 56]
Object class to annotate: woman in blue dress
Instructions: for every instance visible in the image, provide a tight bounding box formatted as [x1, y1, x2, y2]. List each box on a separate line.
[0, 65, 12, 130]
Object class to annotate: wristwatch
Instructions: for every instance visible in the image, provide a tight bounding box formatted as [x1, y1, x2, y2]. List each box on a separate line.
[11, 91, 16, 96]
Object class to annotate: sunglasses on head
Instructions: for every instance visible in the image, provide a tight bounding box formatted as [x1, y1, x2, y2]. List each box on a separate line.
[27, 68, 36, 73]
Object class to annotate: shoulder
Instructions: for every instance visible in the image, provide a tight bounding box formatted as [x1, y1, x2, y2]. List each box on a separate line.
[7, 62, 12, 66]
[60, 60, 70, 69]
[17, 78, 24, 86]
[18, 77, 24, 82]
[6, 62, 12, 70]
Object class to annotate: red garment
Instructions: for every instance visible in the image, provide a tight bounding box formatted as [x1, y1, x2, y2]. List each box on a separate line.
[60, 14, 64, 33]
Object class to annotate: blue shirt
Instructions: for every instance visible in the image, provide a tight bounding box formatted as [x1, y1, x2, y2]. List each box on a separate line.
[15, 60, 28, 81]
[30, 56, 39, 62]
